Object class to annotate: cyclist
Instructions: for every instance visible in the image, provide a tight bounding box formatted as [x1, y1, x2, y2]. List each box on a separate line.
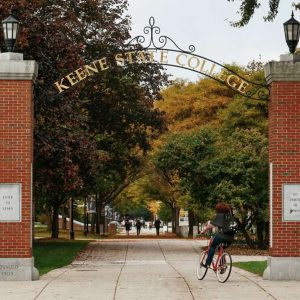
[200, 202, 236, 268]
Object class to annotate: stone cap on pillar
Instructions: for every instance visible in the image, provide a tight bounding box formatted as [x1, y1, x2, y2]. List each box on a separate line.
[0, 52, 38, 81]
[279, 53, 300, 63]
[264, 54, 300, 84]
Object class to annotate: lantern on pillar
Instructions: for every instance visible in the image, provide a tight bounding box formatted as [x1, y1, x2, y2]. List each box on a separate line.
[2, 14, 20, 52]
[283, 11, 300, 54]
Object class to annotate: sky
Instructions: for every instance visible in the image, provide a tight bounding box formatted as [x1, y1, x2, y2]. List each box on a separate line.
[127, 0, 296, 81]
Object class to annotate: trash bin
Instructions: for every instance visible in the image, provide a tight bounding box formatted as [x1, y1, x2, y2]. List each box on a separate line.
[108, 223, 116, 235]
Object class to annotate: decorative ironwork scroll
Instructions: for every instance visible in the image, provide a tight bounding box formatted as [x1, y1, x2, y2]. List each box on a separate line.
[127, 16, 196, 53]
[125, 17, 270, 101]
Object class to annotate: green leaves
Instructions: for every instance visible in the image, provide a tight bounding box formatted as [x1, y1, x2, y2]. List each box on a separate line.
[227, 0, 280, 27]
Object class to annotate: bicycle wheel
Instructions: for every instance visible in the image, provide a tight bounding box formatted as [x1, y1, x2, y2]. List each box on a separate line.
[196, 251, 208, 280]
[216, 252, 232, 283]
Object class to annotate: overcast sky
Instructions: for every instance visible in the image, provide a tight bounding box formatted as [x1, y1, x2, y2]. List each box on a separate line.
[127, 0, 295, 81]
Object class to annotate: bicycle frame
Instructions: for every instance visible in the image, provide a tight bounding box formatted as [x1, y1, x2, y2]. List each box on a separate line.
[197, 235, 233, 283]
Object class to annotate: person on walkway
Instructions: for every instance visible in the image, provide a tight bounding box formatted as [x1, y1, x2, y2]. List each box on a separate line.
[154, 218, 161, 236]
[125, 219, 131, 235]
[136, 219, 142, 235]
[200, 202, 236, 268]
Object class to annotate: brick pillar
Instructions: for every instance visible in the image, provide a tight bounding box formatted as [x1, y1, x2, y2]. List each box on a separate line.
[0, 52, 38, 281]
[263, 54, 300, 280]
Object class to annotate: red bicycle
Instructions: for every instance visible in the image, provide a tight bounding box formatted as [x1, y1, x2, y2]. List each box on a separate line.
[196, 236, 232, 283]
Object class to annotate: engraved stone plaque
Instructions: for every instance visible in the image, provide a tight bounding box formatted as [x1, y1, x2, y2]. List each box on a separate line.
[283, 184, 300, 221]
[0, 258, 34, 281]
[0, 184, 21, 222]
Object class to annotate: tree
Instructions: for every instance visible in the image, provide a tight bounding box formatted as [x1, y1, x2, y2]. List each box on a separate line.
[152, 126, 268, 247]
[123, 167, 182, 233]
[114, 186, 152, 221]
[152, 128, 217, 234]
[157, 202, 172, 224]
[207, 128, 268, 248]
[0, 1, 168, 238]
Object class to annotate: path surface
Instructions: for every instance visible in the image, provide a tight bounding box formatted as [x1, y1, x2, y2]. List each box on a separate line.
[0, 239, 299, 300]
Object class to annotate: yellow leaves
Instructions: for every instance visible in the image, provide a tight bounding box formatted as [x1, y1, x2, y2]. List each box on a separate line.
[147, 201, 160, 215]
[155, 77, 232, 133]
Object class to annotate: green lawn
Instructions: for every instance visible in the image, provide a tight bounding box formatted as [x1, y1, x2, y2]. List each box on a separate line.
[34, 228, 107, 240]
[33, 239, 89, 275]
[232, 260, 267, 276]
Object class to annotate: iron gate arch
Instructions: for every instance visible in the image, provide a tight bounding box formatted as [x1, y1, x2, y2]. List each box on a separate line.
[125, 16, 269, 101]
[39, 17, 270, 101]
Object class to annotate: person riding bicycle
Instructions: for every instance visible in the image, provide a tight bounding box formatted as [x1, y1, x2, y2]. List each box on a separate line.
[200, 202, 236, 268]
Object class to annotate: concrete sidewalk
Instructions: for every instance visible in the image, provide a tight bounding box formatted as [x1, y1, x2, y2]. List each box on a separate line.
[0, 239, 298, 300]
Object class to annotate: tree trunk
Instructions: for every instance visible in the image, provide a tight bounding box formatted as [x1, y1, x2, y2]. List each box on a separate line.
[69, 198, 75, 239]
[91, 214, 96, 234]
[84, 198, 87, 235]
[46, 210, 52, 231]
[172, 208, 176, 233]
[96, 194, 101, 234]
[194, 214, 199, 235]
[256, 217, 265, 249]
[100, 214, 106, 234]
[236, 219, 256, 249]
[51, 205, 60, 238]
[175, 207, 180, 235]
[170, 206, 180, 234]
[61, 205, 67, 230]
[188, 209, 195, 238]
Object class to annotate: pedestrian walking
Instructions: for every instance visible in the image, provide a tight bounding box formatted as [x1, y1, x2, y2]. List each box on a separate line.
[154, 218, 161, 236]
[136, 219, 142, 235]
[125, 219, 131, 235]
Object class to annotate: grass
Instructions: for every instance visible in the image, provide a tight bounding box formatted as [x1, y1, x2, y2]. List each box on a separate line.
[232, 260, 267, 276]
[34, 227, 107, 240]
[33, 239, 89, 275]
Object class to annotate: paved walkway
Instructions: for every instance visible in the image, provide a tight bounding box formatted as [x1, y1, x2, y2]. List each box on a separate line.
[117, 226, 172, 236]
[0, 239, 299, 300]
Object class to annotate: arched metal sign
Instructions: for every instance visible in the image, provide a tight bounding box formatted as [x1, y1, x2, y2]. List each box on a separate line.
[52, 17, 270, 101]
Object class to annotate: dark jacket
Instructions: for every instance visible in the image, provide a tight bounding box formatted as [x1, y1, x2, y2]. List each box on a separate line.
[154, 219, 161, 228]
[125, 221, 131, 231]
[136, 220, 141, 228]
[211, 213, 235, 241]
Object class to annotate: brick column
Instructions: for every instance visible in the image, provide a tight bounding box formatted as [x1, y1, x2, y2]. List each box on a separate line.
[0, 52, 38, 281]
[263, 55, 300, 280]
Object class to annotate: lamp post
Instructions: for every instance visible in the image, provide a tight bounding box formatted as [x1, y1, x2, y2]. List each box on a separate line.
[70, 198, 75, 240]
[284, 11, 300, 54]
[2, 14, 19, 52]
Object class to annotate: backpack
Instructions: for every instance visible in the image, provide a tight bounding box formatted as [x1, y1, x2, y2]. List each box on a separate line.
[221, 213, 237, 235]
